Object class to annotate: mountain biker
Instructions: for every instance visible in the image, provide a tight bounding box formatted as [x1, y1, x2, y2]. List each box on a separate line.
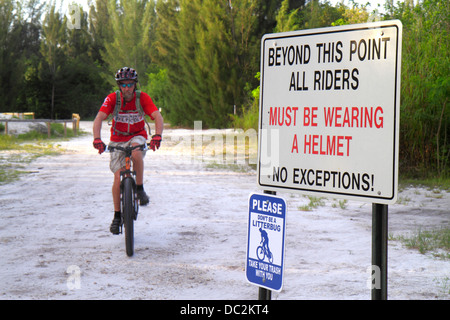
[92, 67, 164, 235]
[259, 227, 270, 256]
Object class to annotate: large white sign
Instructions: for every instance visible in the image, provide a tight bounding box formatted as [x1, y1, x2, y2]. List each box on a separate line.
[257, 21, 402, 204]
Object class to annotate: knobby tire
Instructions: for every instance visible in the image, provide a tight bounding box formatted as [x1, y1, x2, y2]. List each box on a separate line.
[123, 177, 134, 256]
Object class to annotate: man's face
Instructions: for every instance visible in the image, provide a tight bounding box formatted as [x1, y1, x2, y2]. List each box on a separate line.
[119, 80, 135, 101]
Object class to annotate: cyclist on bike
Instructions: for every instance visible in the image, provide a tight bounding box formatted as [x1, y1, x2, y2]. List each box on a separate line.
[259, 227, 270, 256]
[92, 67, 164, 235]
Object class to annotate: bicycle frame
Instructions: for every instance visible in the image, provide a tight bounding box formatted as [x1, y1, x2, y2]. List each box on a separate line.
[106, 143, 146, 205]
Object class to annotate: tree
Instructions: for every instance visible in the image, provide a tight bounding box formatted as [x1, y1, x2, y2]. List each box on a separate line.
[62, 4, 110, 119]
[387, 0, 449, 176]
[274, 0, 300, 32]
[152, 0, 264, 128]
[150, 0, 182, 123]
[331, 0, 369, 26]
[14, 0, 45, 114]
[101, 0, 157, 87]
[36, 2, 109, 119]
[40, 3, 66, 119]
[0, 0, 26, 111]
[88, 0, 113, 66]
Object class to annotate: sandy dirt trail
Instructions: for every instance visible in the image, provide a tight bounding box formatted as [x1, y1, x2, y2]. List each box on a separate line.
[0, 121, 448, 300]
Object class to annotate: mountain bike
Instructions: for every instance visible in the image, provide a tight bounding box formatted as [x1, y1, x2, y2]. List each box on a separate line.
[106, 143, 148, 256]
[256, 241, 273, 263]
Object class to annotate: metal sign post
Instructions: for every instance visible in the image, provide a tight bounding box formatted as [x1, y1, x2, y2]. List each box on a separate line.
[372, 203, 388, 300]
[259, 190, 275, 300]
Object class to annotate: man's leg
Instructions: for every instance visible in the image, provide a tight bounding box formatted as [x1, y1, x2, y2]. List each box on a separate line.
[110, 168, 124, 235]
[112, 168, 123, 212]
[131, 144, 149, 205]
[131, 144, 144, 185]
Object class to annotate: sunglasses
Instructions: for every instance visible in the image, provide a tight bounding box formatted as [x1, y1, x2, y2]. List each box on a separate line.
[120, 83, 135, 88]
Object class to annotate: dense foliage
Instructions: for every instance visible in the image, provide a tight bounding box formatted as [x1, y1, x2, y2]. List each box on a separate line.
[0, 0, 448, 177]
[391, 0, 449, 177]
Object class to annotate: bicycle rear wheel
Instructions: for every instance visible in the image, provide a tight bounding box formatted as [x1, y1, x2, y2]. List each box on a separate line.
[122, 177, 135, 256]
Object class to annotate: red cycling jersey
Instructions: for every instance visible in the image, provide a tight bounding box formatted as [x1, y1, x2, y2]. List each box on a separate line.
[99, 91, 158, 142]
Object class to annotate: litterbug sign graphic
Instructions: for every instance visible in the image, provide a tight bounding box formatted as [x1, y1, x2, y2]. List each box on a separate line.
[246, 193, 286, 292]
[257, 21, 402, 204]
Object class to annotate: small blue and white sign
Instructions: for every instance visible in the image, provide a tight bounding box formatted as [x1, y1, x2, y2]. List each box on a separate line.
[246, 193, 287, 292]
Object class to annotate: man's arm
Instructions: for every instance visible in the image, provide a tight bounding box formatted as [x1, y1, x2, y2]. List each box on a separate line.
[148, 110, 164, 151]
[93, 111, 108, 139]
[151, 110, 164, 136]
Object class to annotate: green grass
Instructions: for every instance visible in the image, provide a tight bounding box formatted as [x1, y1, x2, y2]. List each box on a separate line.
[205, 161, 254, 173]
[399, 176, 450, 192]
[332, 199, 348, 209]
[298, 196, 326, 211]
[0, 127, 67, 185]
[391, 227, 450, 260]
[0, 168, 24, 185]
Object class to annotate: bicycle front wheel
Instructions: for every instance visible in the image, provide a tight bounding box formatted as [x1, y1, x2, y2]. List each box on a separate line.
[122, 177, 134, 257]
[256, 246, 265, 261]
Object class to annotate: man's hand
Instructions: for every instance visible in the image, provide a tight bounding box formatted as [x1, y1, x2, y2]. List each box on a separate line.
[93, 138, 106, 154]
[149, 134, 162, 151]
